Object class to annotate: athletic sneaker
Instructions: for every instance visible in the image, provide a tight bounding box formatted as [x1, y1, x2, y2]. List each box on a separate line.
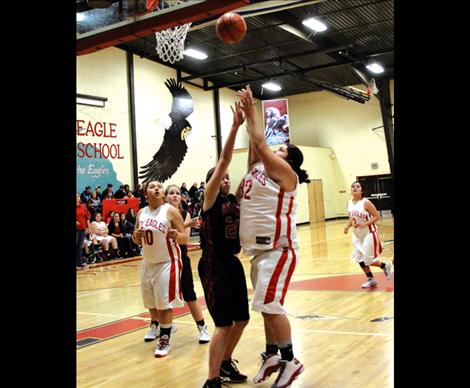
[219, 358, 247, 383]
[383, 262, 392, 280]
[144, 323, 160, 342]
[253, 352, 282, 384]
[202, 377, 229, 388]
[198, 324, 210, 344]
[154, 335, 171, 358]
[145, 323, 177, 342]
[361, 277, 378, 288]
[271, 358, 304, 388]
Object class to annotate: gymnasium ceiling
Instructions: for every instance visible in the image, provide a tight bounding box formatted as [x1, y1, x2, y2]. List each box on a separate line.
[76, 0, 394, 102]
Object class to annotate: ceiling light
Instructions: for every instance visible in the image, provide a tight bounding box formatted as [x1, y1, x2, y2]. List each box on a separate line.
[77, 13, 85, 22]
[262, 82, 282, 91]
[183, 48, 208, 60]
[302, 18, 327, 32]
[366, 62, 384, 74]
[77, 94, 107, 108]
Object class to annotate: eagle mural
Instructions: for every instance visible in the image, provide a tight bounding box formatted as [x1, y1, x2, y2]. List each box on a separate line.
[139, 78, 193, 183]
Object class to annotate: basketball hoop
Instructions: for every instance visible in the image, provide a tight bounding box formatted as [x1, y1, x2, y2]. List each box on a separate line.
[155, 22, 192, 64]
[367, 78, 379, 96]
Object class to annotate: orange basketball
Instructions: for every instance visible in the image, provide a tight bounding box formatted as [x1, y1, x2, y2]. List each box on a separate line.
[215, 12, 247, 44]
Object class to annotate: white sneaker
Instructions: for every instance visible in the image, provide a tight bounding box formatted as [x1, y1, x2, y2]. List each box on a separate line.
[154, 335, 171, 358]
[383, 262, 392, 280]
[361, 278, 378, 288]
[198, 324, 210, 344]
[144, 323, 160, 342]
[253, 352, 281, 384]
[271, 358, 304, 388]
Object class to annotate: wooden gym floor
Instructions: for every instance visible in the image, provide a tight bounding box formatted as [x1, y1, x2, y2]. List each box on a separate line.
[77, 218, 394, 388]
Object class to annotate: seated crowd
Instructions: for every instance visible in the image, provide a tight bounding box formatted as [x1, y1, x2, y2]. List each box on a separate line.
[76, 181, 206, 268]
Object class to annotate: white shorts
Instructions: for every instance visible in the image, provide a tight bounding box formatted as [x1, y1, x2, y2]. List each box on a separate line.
[141, 260, 184, 310]
[250, 246, 299, 315]
[93, 235, 114, 244]
[351, 231, 382, 265]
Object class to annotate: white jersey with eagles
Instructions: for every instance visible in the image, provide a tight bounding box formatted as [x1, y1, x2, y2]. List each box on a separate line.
[240, 162, 299, 255]
[138, 203, 181, 264]
[347, 198, 378, 237]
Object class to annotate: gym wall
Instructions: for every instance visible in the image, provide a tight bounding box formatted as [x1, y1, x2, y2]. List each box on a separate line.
[77, 47, 392, 222]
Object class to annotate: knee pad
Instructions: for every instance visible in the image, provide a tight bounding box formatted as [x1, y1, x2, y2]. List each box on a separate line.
[359, 261, 367, 268]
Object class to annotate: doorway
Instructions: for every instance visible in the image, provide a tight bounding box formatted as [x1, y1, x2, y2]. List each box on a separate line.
[308, 179, 325, 223]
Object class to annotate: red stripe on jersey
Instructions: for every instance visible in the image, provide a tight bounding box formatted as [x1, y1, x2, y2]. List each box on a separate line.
[280, 248, 296, 305]
[371, 231, 379, 258]
[174, 241, 183, 300]
[273, 189, 285, 249]
[280, 197, 296, 305]
[367, 215, 373, 233]
[166, 238, 176, 303]
[264, 247, 288, 304]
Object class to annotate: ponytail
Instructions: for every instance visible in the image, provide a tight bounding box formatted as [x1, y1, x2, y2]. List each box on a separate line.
[286, 144, 310, 184]
[295, 168, 310, 184]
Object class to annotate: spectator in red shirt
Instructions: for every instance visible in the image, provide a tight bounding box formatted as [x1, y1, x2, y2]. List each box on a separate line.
[76, 193, 91, 268]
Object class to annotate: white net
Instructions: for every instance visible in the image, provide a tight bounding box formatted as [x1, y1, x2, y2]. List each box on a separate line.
[368, 78, 379, 95]
[155, 22, 192, 64]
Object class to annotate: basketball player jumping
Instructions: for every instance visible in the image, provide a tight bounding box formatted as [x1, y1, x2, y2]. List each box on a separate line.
[344, 181, 393, 288]
[199, 102, 250, 388]
[238, 85, 308, 388]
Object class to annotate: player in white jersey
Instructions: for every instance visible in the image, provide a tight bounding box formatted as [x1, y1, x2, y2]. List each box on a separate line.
[344, 181, 393, 288]
[132, 180, 187, 358]
[238, 85, 307, 388]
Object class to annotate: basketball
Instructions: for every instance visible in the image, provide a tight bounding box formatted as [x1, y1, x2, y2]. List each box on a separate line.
[215, 12, 247, 44]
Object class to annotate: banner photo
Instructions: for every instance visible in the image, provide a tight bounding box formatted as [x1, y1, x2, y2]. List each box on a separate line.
[102, 198, 140, 221]
[262, 99, 290, 146]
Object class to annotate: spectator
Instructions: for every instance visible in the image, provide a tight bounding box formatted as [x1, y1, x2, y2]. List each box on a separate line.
[87, 190, 101, 217]
[181, 192, 190, 211]
[114, 185, 127, 199]
[120, 213, 140, 256]
[76, 193, 91, 269]
[180, 182, 189, 197]
[104, 191, 114, 200]
[126, 207, 137, 226]
[198, 182, 206, 193]
[188, 182, 198, 201]
[133, 184, 147, 209]
[132, 183, 142, 198]
[80, 186, 92, 204]
[102, 183, 114, 199]
[95, 185, 103, 200]
[108, 212, 133, 258]
[124, 189, 135, 199]
[90, 212, 119, 260]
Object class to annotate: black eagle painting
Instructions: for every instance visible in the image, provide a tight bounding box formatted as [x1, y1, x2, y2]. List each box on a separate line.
[139, 78, 193, 183]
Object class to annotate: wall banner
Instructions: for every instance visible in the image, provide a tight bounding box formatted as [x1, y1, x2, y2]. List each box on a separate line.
[262, 98, 290, 146]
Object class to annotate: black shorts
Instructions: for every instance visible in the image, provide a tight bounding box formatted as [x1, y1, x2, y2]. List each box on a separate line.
[198, 255, 250, 327]
[180, 255, 197, 302]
